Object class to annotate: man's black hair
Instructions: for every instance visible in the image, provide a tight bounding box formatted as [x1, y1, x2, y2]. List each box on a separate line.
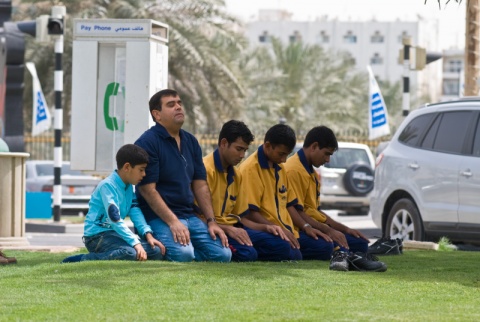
[148, 89, 179, 121]
[218, 120, 255, 146]
[116, 144, 149, 169]
[303, 126, 338, 151]
[264, 124, 296, 150]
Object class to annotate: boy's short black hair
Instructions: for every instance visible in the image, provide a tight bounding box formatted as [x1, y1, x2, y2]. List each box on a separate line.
[303, 126, 338, 151]
[116, 144, 149, 169]
[218, 120, 255, 146]
[264, 124, 296, 151]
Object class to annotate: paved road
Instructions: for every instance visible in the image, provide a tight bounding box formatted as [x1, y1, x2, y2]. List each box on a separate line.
[27, 233, 84, 247]
[26, 211, 382, 248]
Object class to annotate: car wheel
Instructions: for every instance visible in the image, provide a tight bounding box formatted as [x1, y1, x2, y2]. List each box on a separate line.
[386, 198, 424, 241]
[342, 162, 375, 196]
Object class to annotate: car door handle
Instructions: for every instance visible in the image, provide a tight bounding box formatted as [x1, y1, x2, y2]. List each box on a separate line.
[408, 162, 419, 170]
[460, 169, 472, 177]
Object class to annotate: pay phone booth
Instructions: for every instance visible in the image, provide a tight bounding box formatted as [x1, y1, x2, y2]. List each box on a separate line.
[70, 19, 169, 173]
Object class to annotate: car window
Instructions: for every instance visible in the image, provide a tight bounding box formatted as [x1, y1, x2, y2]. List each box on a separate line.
[398, 114, 434, 147]
[473, 117, 480, 157]
[420, 115, 441, 149]
[432, 111, 472, 154]
[325, 148, 371, 169]
[35, 164, 83, 176]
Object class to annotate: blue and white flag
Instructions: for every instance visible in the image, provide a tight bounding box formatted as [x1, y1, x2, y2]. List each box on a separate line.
[367, 65, 390, 140]
[26, 62, 51, 136]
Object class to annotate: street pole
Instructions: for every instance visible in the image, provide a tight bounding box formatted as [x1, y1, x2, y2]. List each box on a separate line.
[402, 36, 411, 117]
[51, 5, 65, 222]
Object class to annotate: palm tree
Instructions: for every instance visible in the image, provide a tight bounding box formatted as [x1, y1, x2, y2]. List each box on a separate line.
[464, 0, 479, 96]
[241, 38, 370, 136]
[16, 0, 247, 133]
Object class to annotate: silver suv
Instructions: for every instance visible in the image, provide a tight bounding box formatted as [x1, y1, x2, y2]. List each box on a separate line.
[293, 142, 375, 216]
[371, 98, 480, 244]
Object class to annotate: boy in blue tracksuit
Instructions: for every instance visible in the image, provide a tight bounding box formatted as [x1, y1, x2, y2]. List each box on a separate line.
[62, 144, 165, 263]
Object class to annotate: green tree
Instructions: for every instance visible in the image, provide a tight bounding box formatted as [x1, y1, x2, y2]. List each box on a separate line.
[241, 38, 371, 137]
[17, 0, 246, 133]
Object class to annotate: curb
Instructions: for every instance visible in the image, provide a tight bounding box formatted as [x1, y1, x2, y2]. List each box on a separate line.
[25, 222, 135, 234]
[3, 246, 82, 253]
[26, 223, 84, 234]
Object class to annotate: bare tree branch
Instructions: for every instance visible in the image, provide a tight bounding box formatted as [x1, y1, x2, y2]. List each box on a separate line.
[425, 0, 463, 9]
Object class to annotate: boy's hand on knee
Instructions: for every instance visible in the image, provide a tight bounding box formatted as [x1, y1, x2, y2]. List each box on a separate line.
[134, 244, 147, 261]
[265, 225, 287, 240]
[208, 223, 229, 248]
[283, 229, 300, 249]
[152, 240, 166, 256]
[146, 233, 166, 255]
[227, 227, 253, 246]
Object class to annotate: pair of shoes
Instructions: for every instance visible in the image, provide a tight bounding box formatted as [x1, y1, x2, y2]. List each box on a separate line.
[0, 251, 17, 265]
[348, 252, 387, 272]
[330, 250, 387, 272]
[61, 254, 85, 263]
[368, 237, 403, 256]
[329, 250, 349, 271]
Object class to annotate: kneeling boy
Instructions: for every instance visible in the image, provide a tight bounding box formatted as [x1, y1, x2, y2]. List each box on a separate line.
[62, 144, 165, 263]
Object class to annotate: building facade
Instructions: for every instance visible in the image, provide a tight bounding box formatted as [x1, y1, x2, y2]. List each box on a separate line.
[246, 10, 442, 103]
[441, 49, 464, 101]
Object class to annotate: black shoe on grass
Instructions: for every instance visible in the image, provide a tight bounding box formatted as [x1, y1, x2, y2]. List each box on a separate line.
[348, 252, 387, 272]
[396, 238, 404, 254]
[368, 237, 402, 256]
[329, 250, 349, 272]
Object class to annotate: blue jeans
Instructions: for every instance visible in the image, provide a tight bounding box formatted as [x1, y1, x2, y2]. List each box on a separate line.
[83, 231, 163, 261]
[297, 232, 369, 260]
[149, 216, 231, 262]
[245, 227, 302, 261]
[228, 236, 258, 262]
[345, 233, 369, 253]
[298, 231, 335, 260]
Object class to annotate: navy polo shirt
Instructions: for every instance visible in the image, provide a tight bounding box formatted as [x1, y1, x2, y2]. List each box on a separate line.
[135, 123, 207, 222]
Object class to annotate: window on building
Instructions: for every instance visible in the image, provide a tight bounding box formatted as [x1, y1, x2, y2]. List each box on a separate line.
[289, 30, 302, 43]
[371, 31, 384, 43]
[370, 53, 383, 65]
[259, 31, 271, 43]
[317, 30, 329, 43]
[343, 31, 357, 43]
[443, 79, 460, 96]
[446, 59, 463, 73]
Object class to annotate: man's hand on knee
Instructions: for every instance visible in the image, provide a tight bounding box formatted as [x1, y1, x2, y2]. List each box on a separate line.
[169, 221, 190, 246]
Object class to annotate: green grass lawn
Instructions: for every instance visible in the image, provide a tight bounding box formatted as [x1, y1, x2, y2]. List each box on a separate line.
[1, 249, 479, 321]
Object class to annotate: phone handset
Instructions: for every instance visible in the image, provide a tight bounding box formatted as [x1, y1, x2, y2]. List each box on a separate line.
[103, 82, 120, 131]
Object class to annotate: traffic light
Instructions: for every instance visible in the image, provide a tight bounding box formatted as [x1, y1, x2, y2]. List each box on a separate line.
[2, 21, 27, 151]
[414, 47, 426, 70]
[398, 46, 442, 71]
[47, 16, 64, 35]
[414, 48, 442, 70]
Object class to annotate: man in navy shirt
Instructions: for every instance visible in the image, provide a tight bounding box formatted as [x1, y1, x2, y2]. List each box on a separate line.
[135, 89, 231, 262]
